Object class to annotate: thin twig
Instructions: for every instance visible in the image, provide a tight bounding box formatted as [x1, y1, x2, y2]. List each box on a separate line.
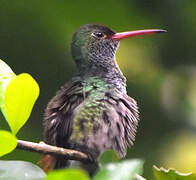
[17, 140, 90, 163]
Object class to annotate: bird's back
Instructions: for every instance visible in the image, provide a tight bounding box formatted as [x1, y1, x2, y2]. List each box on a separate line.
[43, 76, 139, 171]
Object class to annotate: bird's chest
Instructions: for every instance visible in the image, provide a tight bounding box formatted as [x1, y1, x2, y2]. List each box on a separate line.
[70, 86, 106, 143]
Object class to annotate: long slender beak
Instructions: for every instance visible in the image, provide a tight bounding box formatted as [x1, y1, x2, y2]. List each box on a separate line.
[111, 29, 167, 40]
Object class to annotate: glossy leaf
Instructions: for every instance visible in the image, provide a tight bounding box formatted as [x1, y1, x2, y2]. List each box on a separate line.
[93, 159, 144, 180]
[3, 73, 39, 134]
[0, 160, 46, 180]
[46, 169, 90, 180]
[153, 166, 196, 180]
[0, 130, 17, 157]
[98, 150, 119, 166]
[0, 59, 16, 111]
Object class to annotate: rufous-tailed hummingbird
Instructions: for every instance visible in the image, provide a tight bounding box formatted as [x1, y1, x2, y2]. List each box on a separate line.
[42, 24, 166, 175]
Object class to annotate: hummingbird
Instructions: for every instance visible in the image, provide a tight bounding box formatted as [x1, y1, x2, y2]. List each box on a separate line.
[42, 24, 166, 174]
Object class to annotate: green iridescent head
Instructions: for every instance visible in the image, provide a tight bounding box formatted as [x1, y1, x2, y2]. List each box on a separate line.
[71, 24, 120, 71]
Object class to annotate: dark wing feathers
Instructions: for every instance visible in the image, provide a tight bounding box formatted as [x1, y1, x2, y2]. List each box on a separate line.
[44, 79, 139, 159]
[102, 91, 139, 157]
[44, 79, 85, 147]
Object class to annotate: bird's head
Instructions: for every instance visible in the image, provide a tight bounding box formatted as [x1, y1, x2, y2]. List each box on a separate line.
[71, 24, 166, 72]
[71, 24, 118, 64]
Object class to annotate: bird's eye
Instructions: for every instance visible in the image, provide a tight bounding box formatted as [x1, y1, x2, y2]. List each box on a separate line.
[92, 32, 105, 39]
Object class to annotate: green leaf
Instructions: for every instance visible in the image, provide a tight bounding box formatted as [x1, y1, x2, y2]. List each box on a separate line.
[0, 59, 16, 108]
[93, 159, 144, 180]
[46, 169, 90, 180]
[135, 174, 147, 180]
[3, 73, 39, 135]
[0, 130, 17, 157]
[0, 160, 46, 180]
[98, 150, 119, 166]
[153, 165, 196, 180]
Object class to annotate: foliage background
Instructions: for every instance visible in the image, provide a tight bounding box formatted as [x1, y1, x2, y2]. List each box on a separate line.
[0, 0, 196, 179]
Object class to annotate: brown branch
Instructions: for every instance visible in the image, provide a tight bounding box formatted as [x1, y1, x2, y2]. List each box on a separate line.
[16, 140, 90, 163]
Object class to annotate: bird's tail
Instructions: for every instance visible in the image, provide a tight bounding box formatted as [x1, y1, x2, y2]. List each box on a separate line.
[39, 154, 98, 176]
[38, 154, 70, 172]
[38, 154, 56, 172]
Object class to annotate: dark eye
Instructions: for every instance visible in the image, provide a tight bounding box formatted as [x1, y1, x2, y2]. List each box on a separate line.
[92, 32, 105, 38]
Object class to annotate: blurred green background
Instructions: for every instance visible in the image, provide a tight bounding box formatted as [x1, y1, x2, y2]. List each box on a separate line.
[0, 0, 196, 178]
